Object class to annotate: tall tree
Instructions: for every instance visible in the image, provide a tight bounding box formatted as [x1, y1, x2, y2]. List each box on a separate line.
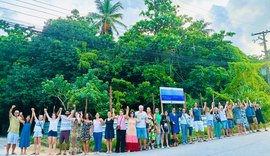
[89, 0, 126, 35]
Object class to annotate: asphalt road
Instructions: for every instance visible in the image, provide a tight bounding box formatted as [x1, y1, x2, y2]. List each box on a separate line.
[111, 130, 270, 156]
[0, 130, 269, 156]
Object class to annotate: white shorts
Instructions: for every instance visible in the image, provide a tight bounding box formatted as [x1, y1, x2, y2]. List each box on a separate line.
[194, 121, 204, 132]
[7, 132, 19, 144]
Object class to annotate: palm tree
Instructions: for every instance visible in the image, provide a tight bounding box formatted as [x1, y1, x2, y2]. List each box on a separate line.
[89, 0, 127, 35]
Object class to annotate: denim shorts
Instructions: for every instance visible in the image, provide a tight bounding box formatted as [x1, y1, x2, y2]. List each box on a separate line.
[227, 119, 234, 129]
[48, 130, 57, 137]
[207, 120, 213, 127]
[7, 132, 19, 144]
[221, 120, 228, 129]
[136, 128, 147, 139]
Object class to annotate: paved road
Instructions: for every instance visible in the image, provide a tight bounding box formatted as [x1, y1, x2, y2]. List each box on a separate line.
[111, 131, 270, 156]
[0, 131, 269, 156]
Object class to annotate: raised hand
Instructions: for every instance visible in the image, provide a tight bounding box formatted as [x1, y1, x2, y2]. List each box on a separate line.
[44, 108, 47, 112]
[31, 108, 35, 111]
[11, 105, 16, 109]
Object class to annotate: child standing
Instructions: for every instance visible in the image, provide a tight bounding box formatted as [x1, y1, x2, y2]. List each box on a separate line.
[188, 110, 194, 144]
[161, 115, 169, 148]
[19, 110, 33, 155]
[203, 102, 214, 140]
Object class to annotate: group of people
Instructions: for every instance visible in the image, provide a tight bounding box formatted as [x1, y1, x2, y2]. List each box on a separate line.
[5, 98, 268, 155]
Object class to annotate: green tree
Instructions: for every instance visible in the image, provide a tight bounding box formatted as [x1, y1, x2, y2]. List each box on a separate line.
[89, 0, 126, 35]
[42, 75, 71, 110]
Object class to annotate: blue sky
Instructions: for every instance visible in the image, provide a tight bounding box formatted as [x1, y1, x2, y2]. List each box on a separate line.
[0, 0, 269, 56]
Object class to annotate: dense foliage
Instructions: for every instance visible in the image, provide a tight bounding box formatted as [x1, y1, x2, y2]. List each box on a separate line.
[0, 0, 269, 134]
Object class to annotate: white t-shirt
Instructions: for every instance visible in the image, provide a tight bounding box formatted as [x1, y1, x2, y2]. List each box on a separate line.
[206, 112, 214, 121]
[48, 118, 60, 132]
[34, 119, 44, 132]
[219, 110, 227, 121]
[93, 119, 103, 133]
[135, 111, 147, 128]
[60, 115, 72, 131]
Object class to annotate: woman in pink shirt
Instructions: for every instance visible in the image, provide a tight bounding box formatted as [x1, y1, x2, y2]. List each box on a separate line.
[115, 106, 129, 153]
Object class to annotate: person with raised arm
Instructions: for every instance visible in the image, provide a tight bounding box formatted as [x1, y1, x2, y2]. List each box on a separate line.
[245, 98, 256, 133]
[105, 109, 115, 154]
[226, 100, 235, 136]
[81, 112, 93, 155]
[219, 102, 228, 137]
[32, 108, 46, 155]
[57, 106, 72, 155]
[203, 102, 214, 140]
[255, 103, 268, 131]
[233, 100, 243, 135]
[115, 106, 129, 153]
[213, 105, 221, 139]
[191, 102, 206, 142]
[68, 105, 82, 155]
[240, 100, 249, 134]
[126, 108, 140, 152]
[169, 107, 182, 146]
[44, 107, 62, 155]
[93, 112, 104, 154]
[135, 105, 147, 151]
[19, 109, 33, 155]
[6, 105, 24, 156]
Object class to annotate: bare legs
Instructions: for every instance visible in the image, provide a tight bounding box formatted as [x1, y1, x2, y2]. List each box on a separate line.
[48, 136, 56, 155]
[208, 126, 213, 140]
[83, 140, 89, 155]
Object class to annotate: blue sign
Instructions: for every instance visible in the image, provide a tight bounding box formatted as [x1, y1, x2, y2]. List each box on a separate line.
[160, 87, 184, 104]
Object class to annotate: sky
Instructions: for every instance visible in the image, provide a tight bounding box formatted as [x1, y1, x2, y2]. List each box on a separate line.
[0, 0, 269, 56]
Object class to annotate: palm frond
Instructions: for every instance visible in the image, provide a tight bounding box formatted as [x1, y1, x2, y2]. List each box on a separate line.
[88, 12, 103, 20]
[95, 0, 105, 13]
[110, 13, 123, 19]
[110, 1, 123, 14]
[111, 18, 127, 29]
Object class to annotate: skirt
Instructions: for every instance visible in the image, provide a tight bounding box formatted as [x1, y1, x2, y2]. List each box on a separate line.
[105, 129, 115, 139]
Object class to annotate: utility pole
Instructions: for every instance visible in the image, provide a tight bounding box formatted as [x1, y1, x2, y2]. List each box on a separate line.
[252, 30, 270, 86]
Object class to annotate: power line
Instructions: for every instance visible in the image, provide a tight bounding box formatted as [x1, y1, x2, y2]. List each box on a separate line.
[16, 0, 69, 15]
[0, 7, 48, 20]
[0, 0, 60, 17]
[0, 19, 42, 32]
[33, 0, 72, 12]
[0, 17, 43, 29]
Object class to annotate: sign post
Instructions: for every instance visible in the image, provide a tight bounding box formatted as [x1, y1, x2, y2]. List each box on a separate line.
[160, 87, 185, 112]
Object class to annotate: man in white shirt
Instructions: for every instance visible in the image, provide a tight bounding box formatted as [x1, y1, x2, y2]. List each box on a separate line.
[135, 105, 147, 151]
[57, 109, 72, 155]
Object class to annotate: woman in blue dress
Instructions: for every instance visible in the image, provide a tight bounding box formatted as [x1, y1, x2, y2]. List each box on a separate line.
[19, 110, 33, 155]
[169, 108, 182, 147]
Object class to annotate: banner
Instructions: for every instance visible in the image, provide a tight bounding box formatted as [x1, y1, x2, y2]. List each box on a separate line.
[160, 87, 184, 104]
